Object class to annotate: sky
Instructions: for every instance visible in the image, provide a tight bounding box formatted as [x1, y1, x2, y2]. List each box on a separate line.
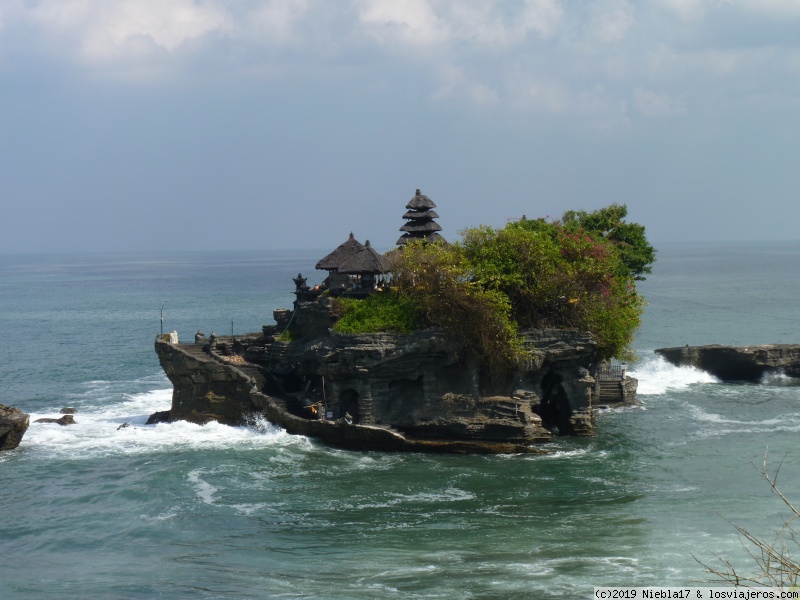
[2, 0, 800, 254]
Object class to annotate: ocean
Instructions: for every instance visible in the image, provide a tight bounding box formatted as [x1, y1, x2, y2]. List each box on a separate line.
[2, 242, 800, 599]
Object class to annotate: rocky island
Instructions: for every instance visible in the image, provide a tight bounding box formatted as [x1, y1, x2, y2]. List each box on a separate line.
[155, 192, 653, 453]
[155, 309, 634, 454]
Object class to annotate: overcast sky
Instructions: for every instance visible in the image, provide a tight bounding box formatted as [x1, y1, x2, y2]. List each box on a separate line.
[2, 0, 799, 254]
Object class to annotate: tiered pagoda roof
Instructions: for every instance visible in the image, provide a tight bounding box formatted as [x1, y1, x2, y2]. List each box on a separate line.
[396, 189, 444, 246]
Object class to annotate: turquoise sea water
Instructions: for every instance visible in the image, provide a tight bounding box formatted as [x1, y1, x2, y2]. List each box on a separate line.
[2, 243, 800, 599]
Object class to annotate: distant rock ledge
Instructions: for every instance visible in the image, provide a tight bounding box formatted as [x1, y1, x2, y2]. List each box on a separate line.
[655, 344, 800, 382]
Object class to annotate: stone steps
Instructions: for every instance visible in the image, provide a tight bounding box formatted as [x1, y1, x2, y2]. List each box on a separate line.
[597, 380, 624, 403]
[181, 343, 211, 359]
[359, 395, 375, 425]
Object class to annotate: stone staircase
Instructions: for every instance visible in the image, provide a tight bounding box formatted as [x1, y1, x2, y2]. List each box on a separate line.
[488, 400, 525, 420]
[359, 395, 375, 424]
[180, 342, 211, 360]
[597, 380, 624, 404]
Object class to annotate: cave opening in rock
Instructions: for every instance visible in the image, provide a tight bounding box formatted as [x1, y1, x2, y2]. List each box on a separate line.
[539, 370, 573, 435]
[339, 389, 360, 423]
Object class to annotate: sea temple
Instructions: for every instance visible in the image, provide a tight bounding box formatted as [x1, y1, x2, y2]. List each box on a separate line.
[154, 189, 637, 454]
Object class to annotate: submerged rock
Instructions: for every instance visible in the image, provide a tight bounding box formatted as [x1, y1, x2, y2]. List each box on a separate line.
[0, 404, 30, 451]
[35, 414, 76, 426]
[145, 410, 171, 425]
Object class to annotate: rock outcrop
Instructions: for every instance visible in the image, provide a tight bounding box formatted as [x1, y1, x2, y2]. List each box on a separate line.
[655, 344, 800, 382]
[155, 297, 634, 453]
[34, 414, 76, 426]
[0, 404, 30, 451]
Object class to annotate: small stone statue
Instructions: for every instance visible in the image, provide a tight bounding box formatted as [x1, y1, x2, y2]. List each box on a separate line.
[293, 273, 309, 291]
[195, 330, 206, 343]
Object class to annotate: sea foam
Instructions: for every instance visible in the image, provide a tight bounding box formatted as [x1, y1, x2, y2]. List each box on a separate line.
[630, 353, 718, 395]
[21, 387, 304, 459]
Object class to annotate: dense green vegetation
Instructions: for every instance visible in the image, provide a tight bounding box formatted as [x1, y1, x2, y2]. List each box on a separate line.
[332, 204, 654, 367]
[331, 294, 421, 335]
[389, 240, 523, 375]
[560, 203, 655, 281]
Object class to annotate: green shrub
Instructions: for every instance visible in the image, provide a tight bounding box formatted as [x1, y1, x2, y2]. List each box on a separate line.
[460, 212, 649, 360]
[389, 240, 526, 374]
[329, 204, 653, 370]
[331, 293, 421, 334]
[275, 329, 294, 342]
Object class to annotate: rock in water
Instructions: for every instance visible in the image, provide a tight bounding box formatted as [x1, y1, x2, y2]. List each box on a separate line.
[34, 415, 76, 426]
[655, 344, 800, 382]
[145, 410, 171, 425]
[0, 404, 31, 451]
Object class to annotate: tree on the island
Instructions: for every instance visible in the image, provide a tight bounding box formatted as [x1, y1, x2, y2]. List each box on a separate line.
[460, 210, 649, 360]
[559, 203, 656, 280]
[333, 204, 654, 367]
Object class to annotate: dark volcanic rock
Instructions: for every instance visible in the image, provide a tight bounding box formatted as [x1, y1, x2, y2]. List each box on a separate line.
[60, 407, 76, 414]
[145, 410, 172, 425]
[156, 324, 606, 453]
[35, 414, 76, 426]
[153, 294, 630, 452]
[0, 404, 30, 451]
[655, 344, 800, 381]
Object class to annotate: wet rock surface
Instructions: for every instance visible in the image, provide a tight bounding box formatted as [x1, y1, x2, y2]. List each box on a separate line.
[34, 414, 76, 426]
[0, 404, 30, 451]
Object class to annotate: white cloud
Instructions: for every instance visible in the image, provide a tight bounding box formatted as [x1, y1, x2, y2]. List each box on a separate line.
[27, 0, 227, 63]
[522, 78, 572, 113]
[516, 0, 565, 39]
[654, 0, 708, 20]
[3, 0, 799, 122]
[633, 87, 685, 116]
[737, 0, 800, 17]
[245, 0, 310, 45]
[589, 0, 635, 43]
[356, 0, 447, 48]
[432, 63, 499, 106]
[355, 0, 564, 51]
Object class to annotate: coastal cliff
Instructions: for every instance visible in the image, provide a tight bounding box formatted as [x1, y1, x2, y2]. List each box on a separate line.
[655, 344, 800, 381]
[0, 404, 29, 451]
[155, 298, 637, 453]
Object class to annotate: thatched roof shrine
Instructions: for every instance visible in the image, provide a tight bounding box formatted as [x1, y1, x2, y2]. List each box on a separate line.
[397, 189, 445, 246]
[337, 240, 390, 275]
[315, 232, 365, 271]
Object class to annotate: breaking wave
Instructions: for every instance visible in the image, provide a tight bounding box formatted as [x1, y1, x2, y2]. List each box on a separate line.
[629, 353, 718, 395]
[20, 387, 304, 459]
